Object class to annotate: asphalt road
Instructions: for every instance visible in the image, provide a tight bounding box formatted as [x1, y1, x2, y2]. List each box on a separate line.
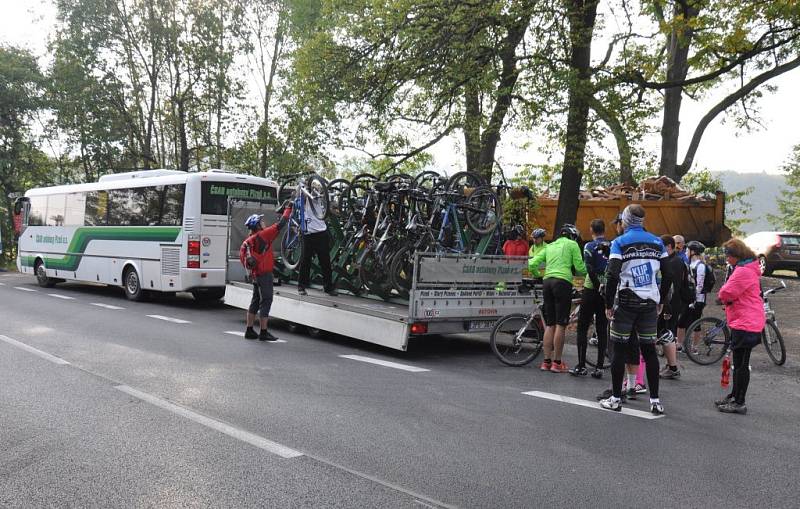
[2, 272, 799, 508]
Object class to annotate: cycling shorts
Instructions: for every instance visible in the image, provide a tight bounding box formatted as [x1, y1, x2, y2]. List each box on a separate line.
[610, 304, 658, 344]
[542, 278, 573, 326]
[677, 302, 705, 328]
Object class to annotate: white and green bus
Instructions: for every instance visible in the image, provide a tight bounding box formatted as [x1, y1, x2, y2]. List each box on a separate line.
[14, 169, 278, 301]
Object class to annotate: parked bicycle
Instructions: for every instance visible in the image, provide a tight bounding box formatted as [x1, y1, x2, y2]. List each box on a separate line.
[685, 281, 787, 366]
[489, 279, 544, 366]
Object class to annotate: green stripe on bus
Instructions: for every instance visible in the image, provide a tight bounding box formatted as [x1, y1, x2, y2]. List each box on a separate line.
[21, 227, 181, 271]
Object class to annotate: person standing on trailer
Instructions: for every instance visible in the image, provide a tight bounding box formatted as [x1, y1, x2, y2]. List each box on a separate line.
[297, 197, 337, 297]
[241, 204, 293, 341]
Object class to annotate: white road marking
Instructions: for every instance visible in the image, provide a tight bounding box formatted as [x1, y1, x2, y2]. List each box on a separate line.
[48, 293, 76, 300]
[91, 303, 125, 310]
[522, 391, 664, 420]
[147, 314, 191, 324]
[0, 282, 5, 285]
[115, 385, 302, 459]
[0, 335, 70, 365]
[224, 331, 287, 343]
[13, 287, 37, 292]
[339, 354, 430, 373]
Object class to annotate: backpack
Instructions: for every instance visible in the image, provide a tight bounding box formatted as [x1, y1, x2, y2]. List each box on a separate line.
[701, 263, 716, 293]
[691, 262, 716, 294]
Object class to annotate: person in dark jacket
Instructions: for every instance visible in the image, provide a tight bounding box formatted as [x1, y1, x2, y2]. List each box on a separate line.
[240, 204, 292, 341]
[658, 235, 688, 379]
[571, 218, 609, 378]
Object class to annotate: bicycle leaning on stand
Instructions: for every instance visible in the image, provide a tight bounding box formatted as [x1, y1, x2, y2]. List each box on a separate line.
[684, 280, 787, 366]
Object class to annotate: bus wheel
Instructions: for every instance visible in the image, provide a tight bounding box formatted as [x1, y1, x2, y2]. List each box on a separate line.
[123, 266, 145, 301]
[35, 260, 56, 288]
[191, 288, 226, 302]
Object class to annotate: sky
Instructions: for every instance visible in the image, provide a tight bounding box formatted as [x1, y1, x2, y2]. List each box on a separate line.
[3, 0, 799, 177]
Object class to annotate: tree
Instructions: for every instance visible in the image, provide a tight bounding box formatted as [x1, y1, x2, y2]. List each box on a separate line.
[0, 46, 54, 263]
[630, 0, 800, 182]
[769, 145, 800, 232]
[289, 0, 549, 181]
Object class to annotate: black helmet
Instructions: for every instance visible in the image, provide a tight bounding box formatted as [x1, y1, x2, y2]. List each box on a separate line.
[686, 240, 706, 254]
[559, 223, 579, 241]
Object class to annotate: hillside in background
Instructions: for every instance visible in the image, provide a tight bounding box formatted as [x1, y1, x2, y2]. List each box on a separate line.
[714, 171, 787, 235]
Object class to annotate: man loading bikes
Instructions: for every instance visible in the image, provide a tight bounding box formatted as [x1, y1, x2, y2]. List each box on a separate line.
[571, 219, 610, 378]
[600, 205, 673, 414]
[529, 224, 587, 373]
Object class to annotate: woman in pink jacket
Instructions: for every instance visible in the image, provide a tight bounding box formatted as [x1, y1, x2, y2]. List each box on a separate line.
[715, 238, 765, 415]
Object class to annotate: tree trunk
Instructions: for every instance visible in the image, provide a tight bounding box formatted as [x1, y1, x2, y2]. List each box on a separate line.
[555, 0, 599, 231]
[463, 83, 481, 173]
[659, 1, 699, 181]
[476, 16, 530, 181]
[258, 9, 286, 178]
[589, 96, 633, 185]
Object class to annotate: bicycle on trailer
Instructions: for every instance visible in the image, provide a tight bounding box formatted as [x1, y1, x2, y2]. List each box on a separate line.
[277, 172, 329, 270]
[685, 280, 787, 366]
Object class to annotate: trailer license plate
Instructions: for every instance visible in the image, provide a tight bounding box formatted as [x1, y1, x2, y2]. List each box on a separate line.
[469, 320, 496, 330]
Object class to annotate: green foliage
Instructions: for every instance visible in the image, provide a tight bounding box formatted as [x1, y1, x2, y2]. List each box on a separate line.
[769, 144, 800, 232]
[0, 45, 54, 263]
[683, 168, 753, 237]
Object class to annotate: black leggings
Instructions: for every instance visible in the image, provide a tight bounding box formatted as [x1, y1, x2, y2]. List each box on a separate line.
[576, 288, 608, 369]
[298, 231, 333, 292]
[611, 342, 660, 399]
[731, 347, 753, 404]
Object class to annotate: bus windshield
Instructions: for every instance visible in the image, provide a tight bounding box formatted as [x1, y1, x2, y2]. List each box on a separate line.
[201, 181, 278, 215]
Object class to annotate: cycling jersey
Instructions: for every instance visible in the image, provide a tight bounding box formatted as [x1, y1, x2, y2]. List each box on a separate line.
[529, 236, 587, 283]
[582, 237, 609, 290]
[528, 241, 547, 274]
[605, 226, 670, 306]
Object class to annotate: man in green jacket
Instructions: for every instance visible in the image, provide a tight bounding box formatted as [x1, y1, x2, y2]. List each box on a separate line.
[528, 228, 548, 276]
[529, 224, 587, 372]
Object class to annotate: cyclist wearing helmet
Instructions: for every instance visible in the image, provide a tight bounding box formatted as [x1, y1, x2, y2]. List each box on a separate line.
[528, 228, 548, 275]
[239, 203, 293, 341]
[503, 225, 529, 257]
[529, 223, 587, 373]
[657, 234, 689, 380]
[677, 240, 708, 350]
[600, 204, 673, 414]
[571, 218, 610, 378]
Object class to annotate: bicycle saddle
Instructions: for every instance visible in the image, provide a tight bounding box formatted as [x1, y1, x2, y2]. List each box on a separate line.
[373, 181, 394, 192]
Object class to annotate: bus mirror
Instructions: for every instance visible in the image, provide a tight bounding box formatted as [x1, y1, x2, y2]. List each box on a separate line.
[13, 197, 29, 237]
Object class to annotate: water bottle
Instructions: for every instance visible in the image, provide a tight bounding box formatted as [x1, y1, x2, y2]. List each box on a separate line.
[721, 355, 731, 388]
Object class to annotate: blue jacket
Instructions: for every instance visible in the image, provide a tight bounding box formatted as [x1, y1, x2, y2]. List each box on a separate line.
[583, 237, 609, 290]
[605, 226, 672, 307]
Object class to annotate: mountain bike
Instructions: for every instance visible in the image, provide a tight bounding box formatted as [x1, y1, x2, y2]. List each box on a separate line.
[489, 280, 544, 366]
[278, 172, 329, 270]
[685, 281, 786, 365]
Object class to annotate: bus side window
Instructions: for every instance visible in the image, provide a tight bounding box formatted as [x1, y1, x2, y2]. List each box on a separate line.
[161, 185, 184, 226]
[85, 191, 108, 226]
[65, 193, 86, 226]
[28, 196, 46, 226]
[46, 194, 66, 226]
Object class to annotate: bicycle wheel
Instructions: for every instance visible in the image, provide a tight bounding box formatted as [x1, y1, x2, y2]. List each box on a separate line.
[490, 313, 544, 366]
[306, 174, 329, 220]
[685, 317, 729, 365]
[446, 171, 486, 195]
[463, 186, 501, 235]
[762, 319, 786, 366]
[389, 245, 415, 296]
[327, 178, 350, 216]
[413, 170, 443, 192]
[280, 221, 304, 270]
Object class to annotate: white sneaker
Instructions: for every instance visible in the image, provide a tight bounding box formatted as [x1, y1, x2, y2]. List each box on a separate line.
[600, 397, 621, 412]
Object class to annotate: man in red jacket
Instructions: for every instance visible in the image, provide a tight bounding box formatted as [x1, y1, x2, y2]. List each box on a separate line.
[240, 204, 292, 341]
